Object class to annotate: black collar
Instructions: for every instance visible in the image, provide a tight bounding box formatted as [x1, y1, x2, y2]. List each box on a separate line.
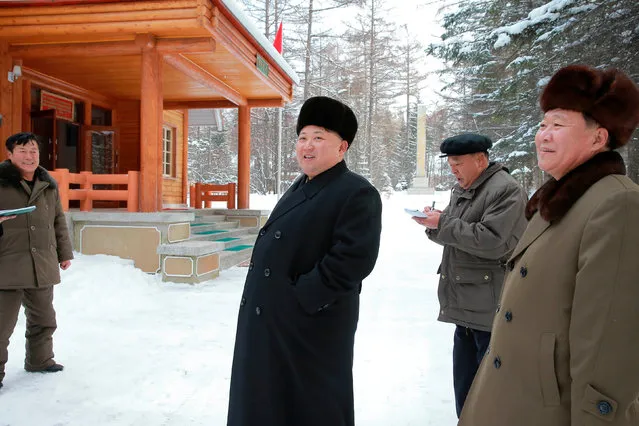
[0, 160, 57, 189]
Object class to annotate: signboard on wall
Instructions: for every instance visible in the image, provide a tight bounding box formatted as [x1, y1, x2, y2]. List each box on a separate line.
[41, 90, 74, 121]
[256, 54, 269, 77]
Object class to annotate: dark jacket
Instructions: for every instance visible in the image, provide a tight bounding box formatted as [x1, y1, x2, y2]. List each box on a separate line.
[459, 151, 639, 426]
[427, 162, 527, 331]
[227, 161, 382, 426]
[0, 160, 73, 289]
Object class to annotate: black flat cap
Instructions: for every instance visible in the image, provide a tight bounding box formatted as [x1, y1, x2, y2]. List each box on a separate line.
[296, 96, 358, 146]
[439, 133, 492, 157]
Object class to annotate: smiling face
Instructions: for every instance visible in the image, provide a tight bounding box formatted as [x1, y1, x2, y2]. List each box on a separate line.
[296, 125, 348, 180]
[8, 139, 40, 180]
[535, 109, 609, 180]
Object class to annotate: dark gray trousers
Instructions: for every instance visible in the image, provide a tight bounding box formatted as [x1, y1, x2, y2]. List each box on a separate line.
[0, 287, 57, 383]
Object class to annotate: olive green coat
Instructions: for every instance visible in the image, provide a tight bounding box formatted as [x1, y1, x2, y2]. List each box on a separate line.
[0, 161, 73, 289]
[427, 162, 528, 331]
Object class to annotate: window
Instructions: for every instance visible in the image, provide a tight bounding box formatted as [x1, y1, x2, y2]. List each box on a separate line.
[162, 125, 176, 177]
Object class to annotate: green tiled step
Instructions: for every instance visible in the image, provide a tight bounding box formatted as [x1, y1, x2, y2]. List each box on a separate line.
[223, 244, 253, 252]
[193, 230, 227, 235]
[190, 222, 214, 227]
[216, 237, 240, 242]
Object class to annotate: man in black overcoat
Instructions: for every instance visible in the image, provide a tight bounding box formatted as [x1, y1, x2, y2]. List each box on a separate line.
[227, 96, 383, 426]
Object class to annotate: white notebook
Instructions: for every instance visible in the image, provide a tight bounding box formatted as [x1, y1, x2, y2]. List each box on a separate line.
[404, 208, 429, 218]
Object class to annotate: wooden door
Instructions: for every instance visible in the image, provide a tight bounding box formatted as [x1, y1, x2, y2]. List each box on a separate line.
[31, 109, 57, 170]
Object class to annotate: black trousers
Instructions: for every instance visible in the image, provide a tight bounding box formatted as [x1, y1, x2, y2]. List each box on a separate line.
[453, 325, 491, 418]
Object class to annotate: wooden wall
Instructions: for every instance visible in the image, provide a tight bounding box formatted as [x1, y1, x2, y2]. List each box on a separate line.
[115, 100, 140, 173]
[0, 44, 21, 160]
[162, 109, 185, 205]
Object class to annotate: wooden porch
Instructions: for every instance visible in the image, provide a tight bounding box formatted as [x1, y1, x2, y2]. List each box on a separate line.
[0, 0, 298, 212]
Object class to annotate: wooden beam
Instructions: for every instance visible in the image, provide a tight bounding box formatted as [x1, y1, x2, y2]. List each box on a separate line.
[237, 105, 250, 209]
[163, 98, 284, 110]
[139, 46, 163, 212]
[3, 8, 200, 26]
[203, 11, 293, 102]
[0, 19, 200, 38]
[248, 98, 285, 108]
[0, 41, 11, 161]
[23, 67, 115, 109]
[9, 38, 215, 59]
[164, 99, 236, 110]
[21, 78, 31, 132]
[0, 1, 201, 17]
[182, 109, 189, 205]
[164, 54, 247, 106]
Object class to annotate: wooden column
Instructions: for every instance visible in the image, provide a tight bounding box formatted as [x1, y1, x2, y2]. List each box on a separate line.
[11, 59, 22, 135]
[21, 78, 31, 133]
[81, 101, 92, 171]
[182, 109, 189, 205]
[138, 35, 163, 212]
[0, 41, 12, 161]
[237, 105, 251, 209]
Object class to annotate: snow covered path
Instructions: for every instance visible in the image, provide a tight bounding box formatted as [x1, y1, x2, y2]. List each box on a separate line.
[0, 193, 458, 426]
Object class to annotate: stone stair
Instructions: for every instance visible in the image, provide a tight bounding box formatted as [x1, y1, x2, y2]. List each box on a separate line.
[157, 209, 267, 283]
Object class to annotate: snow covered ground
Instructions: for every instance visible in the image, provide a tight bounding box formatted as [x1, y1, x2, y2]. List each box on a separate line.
[0, 191, 458, 426]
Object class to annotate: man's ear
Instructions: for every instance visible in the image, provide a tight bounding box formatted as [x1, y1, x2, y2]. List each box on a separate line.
[339, 140, 349, 154]
[594, 127, 609, 150]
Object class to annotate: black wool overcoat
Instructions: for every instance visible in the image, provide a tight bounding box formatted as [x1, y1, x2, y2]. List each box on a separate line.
[227, 161, 382, 426]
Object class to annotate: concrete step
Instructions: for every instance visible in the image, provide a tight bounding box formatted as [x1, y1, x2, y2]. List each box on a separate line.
[190, 221, 239, 233]
[192, 214, 227, 223]
[157, 240, 224, 256]
[214, 234, 256, 250]
[188, 227, 255, 243]
[220, 245, 253, 270]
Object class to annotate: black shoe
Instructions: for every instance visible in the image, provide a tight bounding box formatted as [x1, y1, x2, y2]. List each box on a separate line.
[26, 363, 64, 373]
[42, 363, 64, 373]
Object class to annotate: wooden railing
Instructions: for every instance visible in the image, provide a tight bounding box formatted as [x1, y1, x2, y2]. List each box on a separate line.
[190, 182, 236, 209]
[49, 168, 139, 212]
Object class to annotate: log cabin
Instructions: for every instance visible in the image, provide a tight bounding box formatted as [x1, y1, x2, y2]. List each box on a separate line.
[0, 0, 299, 282]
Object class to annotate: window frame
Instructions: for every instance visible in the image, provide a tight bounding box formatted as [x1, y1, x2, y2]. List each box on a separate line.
[162, 125, 177, 178]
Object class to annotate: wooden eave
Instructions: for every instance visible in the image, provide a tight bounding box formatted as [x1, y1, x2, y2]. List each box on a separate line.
[0, 0, 294, 106]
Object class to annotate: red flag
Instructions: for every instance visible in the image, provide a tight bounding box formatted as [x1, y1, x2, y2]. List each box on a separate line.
[273, 22, 283, 54]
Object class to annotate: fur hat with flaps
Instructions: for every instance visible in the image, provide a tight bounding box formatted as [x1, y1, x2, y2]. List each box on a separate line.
[540, 64, 639, 149]
[296, 96, 358, 146]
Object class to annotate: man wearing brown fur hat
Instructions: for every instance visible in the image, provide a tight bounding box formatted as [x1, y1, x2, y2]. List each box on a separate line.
[227, 96, 382, 426]
[459, 64, 639, 426]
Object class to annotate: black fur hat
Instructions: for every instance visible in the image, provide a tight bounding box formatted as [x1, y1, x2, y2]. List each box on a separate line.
[439, 133, 492, 157]
[540, 64, 639, 149]
[296, 96, 358, 146]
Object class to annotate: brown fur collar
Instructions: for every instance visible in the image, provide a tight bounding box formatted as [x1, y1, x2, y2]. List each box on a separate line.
[0, 160, 57, 189]
[526, 150, 626, 222]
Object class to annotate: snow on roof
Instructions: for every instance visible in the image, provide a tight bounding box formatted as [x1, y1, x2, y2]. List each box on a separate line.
[220, 0, 300, 85]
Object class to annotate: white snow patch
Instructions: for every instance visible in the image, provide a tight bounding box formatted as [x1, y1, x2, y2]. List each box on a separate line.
[494, 33, 512, 49]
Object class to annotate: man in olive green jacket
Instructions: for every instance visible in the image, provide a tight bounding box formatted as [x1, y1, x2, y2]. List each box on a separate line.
[412, 133, 527, 417]
[0, 132, 73, 390]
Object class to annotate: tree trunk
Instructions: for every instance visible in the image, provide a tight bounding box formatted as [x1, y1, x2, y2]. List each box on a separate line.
[366, 0, 375, 177]
[303, 0, 314, 100]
